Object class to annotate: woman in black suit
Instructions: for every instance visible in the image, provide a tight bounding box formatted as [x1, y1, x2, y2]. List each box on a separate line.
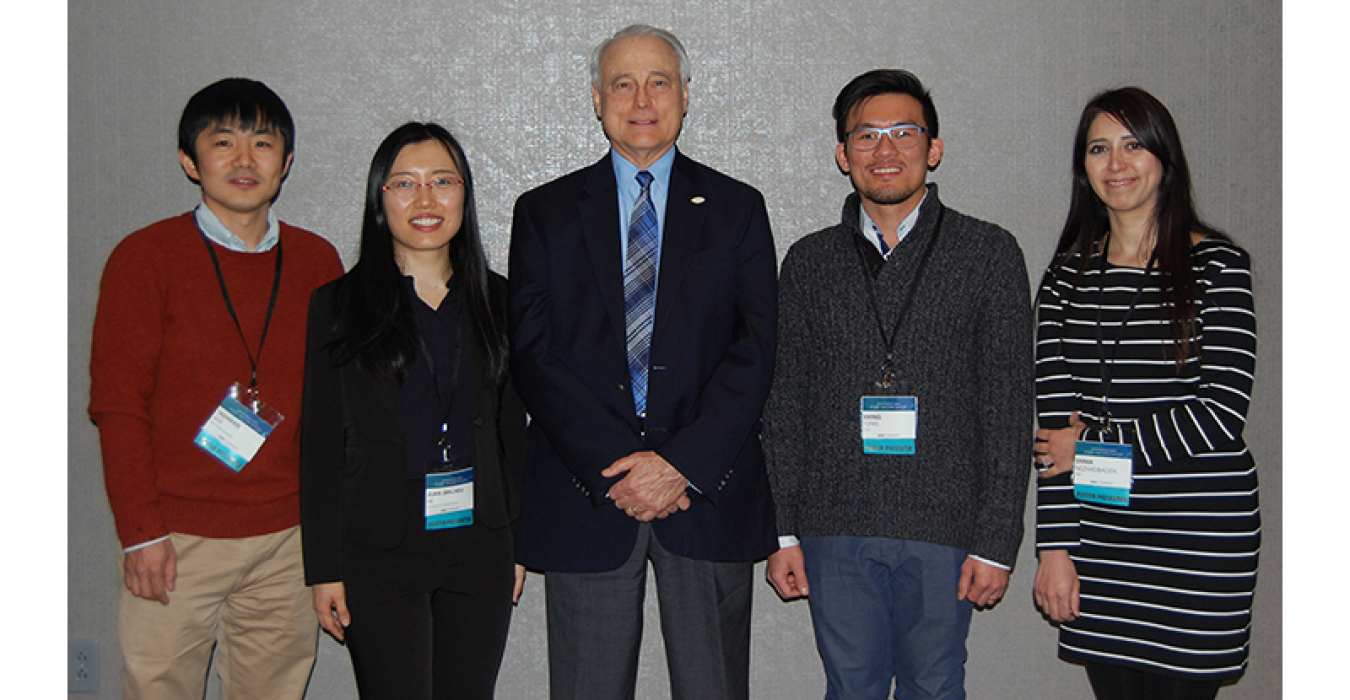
[300, 122, 525, 700]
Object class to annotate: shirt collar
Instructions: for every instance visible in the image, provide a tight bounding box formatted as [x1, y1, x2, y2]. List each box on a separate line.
[194, 203, 280, 253]
[612, 147, 677, 195]
[859, 189, 926, 259]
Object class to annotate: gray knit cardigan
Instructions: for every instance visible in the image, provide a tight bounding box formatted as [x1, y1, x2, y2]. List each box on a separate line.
[763, 185, 1034, 566]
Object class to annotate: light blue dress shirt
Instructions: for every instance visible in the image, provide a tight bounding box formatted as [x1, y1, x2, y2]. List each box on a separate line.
[612, 147, 676, 282]
[194, 202, 281, 252]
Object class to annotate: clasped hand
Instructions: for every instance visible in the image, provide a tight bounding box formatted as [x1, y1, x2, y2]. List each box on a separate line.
[1034, 411, 1087, 479]
[603, 451, 691, 521]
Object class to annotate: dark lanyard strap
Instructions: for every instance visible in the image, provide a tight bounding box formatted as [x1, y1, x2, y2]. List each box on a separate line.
[1091, 234, 1155, 425]
[418, 312, 464, 430]
[201, 233, 283, 390]
[851, 205, 945, 377]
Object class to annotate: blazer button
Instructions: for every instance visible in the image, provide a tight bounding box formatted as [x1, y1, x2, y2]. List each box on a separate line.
[616, 382, 627, 392]
[473, 416, 483, 427]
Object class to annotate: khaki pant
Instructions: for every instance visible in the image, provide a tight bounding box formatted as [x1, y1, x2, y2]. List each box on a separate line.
[118, 526, 317, 700]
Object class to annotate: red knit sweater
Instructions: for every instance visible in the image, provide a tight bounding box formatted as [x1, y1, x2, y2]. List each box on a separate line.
[89, 212, 343, 546]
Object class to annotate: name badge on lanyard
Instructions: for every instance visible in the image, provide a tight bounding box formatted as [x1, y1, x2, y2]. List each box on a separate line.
[1073, 440, 1133, 506]
[425, 427, 473, 530]
[1073, 237, 1149, 507]
[195, 382, 283, 471]
[193, 231, 284, 472]
[851, 205, 943, 458]
[861, 396, 917, 454]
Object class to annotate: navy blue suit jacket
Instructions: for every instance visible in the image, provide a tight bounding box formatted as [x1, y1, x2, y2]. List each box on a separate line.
[509, 150, 778, 572]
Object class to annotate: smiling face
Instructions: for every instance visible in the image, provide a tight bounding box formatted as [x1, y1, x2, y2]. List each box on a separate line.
[591, 34, 689, 169]
[382, 139, 465, 265]
[835, 93, 943, 219]
[179, 119, 292, 229]
[1084, 113, 1164, 221]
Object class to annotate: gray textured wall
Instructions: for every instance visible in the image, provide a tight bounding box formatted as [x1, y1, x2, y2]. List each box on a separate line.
[67, 1, 1281, 698]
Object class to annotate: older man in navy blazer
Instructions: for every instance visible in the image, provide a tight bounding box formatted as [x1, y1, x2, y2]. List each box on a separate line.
[508, 23, 778, 700]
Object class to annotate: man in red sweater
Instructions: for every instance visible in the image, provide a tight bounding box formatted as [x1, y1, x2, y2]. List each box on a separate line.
[89, 78, 343, 699]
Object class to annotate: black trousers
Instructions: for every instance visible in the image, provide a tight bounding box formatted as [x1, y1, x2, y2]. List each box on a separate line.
[543, 523, 753, 700]
[1086, 662, 1223, 700]
[341, 485, 515, 700]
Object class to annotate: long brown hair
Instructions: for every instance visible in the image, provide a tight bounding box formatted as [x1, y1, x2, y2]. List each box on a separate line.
[1050, 87, 1228, 365]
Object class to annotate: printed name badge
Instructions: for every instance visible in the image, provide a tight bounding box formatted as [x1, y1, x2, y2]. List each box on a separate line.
[861, 396, 917, 454]
[1073, 441, 1133, 506]
[195, 382, 283, 472]
[426, 468, 474, 530]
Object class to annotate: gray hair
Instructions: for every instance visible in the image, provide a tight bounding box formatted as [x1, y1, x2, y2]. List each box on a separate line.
[589, 24, 690, 89]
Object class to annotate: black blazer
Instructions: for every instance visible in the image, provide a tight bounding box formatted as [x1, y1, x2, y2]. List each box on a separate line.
[299, 272, 526, 585]
[508, 151, 778, 572]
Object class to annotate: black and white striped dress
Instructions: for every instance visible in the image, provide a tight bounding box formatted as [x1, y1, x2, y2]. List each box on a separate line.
[1034, 238, 1261, 680]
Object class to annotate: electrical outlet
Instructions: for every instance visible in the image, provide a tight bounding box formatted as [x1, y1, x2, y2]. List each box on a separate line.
[69, 638, 100, 693]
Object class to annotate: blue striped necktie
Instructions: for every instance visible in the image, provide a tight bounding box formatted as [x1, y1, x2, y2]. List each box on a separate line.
[625, 170, 658, 416]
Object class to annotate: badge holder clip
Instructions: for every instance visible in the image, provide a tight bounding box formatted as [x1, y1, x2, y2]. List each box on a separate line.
[1072, 420, 1133, 506]
[194, 382, 283, 472]
[425, 424, 474, 530]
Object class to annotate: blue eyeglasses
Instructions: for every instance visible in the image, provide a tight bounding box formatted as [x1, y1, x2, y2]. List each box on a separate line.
[846, 124, 928, 150]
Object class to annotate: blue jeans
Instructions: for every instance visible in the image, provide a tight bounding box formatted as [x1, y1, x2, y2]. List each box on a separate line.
[801, 537, 972, 700]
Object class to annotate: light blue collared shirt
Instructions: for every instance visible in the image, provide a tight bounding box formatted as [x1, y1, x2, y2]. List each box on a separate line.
[612, 147, 676, 278]
[859, 189, 927, 259]
[194, 202, 280, 253]
[606, 147, 698, 495]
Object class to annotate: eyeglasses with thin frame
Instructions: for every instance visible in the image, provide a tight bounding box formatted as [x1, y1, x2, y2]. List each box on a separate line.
[846, 124, 928, 151]
[381, 176, 464, 200]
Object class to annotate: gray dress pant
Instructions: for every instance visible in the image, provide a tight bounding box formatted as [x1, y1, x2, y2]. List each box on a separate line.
[543, 523, 753, 700]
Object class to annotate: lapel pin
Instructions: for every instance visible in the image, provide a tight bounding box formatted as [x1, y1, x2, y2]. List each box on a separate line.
[691, 196, 706, 205]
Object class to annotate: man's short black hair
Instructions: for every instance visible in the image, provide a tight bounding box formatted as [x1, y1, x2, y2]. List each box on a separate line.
[833, 69, 939, 143]
[177, 78, 295, 165]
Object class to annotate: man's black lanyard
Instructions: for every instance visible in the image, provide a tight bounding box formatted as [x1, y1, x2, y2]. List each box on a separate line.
[850, 205, 945, 390]
[201, 232, 283, 390]
[1090, 234, 1155, 431]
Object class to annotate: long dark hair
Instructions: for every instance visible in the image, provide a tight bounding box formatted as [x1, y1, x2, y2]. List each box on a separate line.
[327, 122, 508, 383]
[1050, 87, 1228, 364]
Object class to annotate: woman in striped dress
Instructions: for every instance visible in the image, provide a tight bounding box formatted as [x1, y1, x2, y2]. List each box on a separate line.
[1031, 87, 1260, 700]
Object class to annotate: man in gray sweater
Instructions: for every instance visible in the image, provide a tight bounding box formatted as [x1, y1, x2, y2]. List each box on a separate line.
[763, 69, 1033, 700]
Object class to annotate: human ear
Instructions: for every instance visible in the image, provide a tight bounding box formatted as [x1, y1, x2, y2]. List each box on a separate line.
[178, 150, 201, 182]
[926, 137, 945, 171]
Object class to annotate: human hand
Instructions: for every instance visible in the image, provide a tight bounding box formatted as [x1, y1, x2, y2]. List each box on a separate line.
[603, 451, 692, 521]
[1033, 549, 1080, 623]
[312, 582, 350, 642]
[957, 557, 1009, 608]
[123, 539, 177, 605]
[513, 564, 527, 605]
[1034, 412, 1087, 479]
[766, 546, 810, 600]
